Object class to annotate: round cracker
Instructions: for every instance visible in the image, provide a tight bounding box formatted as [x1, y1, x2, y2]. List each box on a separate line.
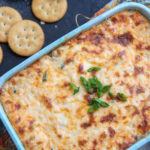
[0, 46, 3, 64]
[8, 20, 44, 56]
[0, 7, 22, 42]
[32, 0, 67, 23]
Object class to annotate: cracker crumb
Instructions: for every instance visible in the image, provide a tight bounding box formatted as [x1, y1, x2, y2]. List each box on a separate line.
[40, 21, 45, 25]
[54, 25, 58, 28]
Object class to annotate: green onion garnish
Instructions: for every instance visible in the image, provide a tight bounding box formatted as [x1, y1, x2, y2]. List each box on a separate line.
[70, 83, 80, 95]
[88, 98, 109, 113]
[87, 67, 101, 72]
[117, 92, 127, 101]
[108, 92, 114, 98]
[42, 72, 47, 82]
[102, 85, 111, 93]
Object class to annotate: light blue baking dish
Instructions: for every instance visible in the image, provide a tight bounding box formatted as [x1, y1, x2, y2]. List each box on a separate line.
[0, 2, 150, 150]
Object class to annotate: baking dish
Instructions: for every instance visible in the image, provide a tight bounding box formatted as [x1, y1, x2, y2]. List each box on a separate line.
[0, 2, 150, 150]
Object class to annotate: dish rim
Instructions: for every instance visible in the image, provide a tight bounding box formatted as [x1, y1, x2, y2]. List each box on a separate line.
[0, 2, 150, 150]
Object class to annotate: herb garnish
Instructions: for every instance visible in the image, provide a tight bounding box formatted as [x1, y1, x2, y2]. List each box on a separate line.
[117, 93, 127, 101]
[80, 76, 103, 95]
[88, 76, 103, 98]
[60, 63, 65, 69]
[102, 85, 112, 93]
[108, 92, 114, 98]
[88, 76, 102, 89]
[88, 98, 109, 113]
[88, 107, 95, 113]
[80, 75, 127, 113]
[87, 67, 101, 72]
[91, 98, 109, 107]
[80, 76, 94, 94]
[80, 76, 112, 96]
[42, 72, 47, 82]
[97, 88, 102, 98]
[70, 83, 80, 95]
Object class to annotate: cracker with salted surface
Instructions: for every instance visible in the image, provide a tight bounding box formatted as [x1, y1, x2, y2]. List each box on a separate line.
[8, 20, 44, 56]
[0, 7, 22, 42]
[32, 0, 67, 23]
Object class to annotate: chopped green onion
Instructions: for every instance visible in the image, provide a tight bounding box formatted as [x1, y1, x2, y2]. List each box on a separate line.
[88, 100, 94, 105]
[93, 102, 100, 110]
[94, 76, 103, 88]
[87, 67, 101, 72]
[80, 76, 89, 88]
[108, 92, 114, 98]
[97, 88, 102, 98]
[88, 98, 109, 113]
[97, 83, 103, 98]
[87, 89, 95, 94]
[92, 76, 103, 98]
[42, 72, 47, 82]
[92, 98, 109, 107]
[70, 83, 80, 95]
[91, 98, 100, 103]
[88, 107, 94, 113]
[88, 78, 97, 89]
[99, 100, 109, 107]
[88, 76, 102, 88]
[80, 76, 94, 94]
[117, 93, 127, 101]
[87, 75, 103, 96]
[60, 63, 65, 69]
[102, 85, 111, 93]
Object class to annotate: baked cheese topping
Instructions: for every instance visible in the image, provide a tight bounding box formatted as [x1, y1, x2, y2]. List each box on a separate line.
[0, 10, 150, 150]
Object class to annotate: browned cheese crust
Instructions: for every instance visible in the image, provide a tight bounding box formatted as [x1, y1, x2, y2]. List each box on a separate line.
[0, 11, 150, 150]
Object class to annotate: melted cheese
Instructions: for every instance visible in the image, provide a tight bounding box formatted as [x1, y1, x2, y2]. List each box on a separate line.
[0, 10, 150, 150]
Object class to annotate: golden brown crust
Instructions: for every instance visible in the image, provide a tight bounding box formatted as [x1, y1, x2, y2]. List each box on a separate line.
[0, 10, 150, 150]
[32, 0, 68, 23]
